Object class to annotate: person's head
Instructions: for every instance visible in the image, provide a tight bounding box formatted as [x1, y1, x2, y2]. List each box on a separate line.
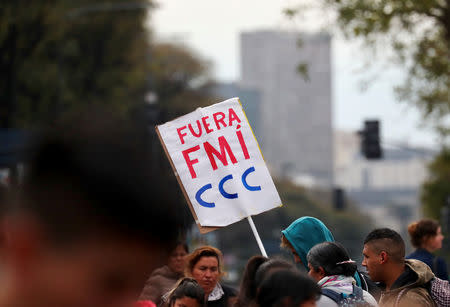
[408, 219, 444, 252]
[168, 243, 189, 274]
[185, 246, 224, 296]
[281, 217, 334, 270]
[235, 255, 268, 307]
[256, 269, 320, 307]
[307, 242, 357, 282]
[254, 258, 294, 291]
[0, 112, 185, 307]
[362, 228, 405, 283]
[167, 278, 205, 307]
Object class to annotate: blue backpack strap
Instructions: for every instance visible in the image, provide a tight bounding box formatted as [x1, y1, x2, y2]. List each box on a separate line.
[351, 284, 364, 300]
[321, 289, 343, 304]
[354, 271, 363, 288]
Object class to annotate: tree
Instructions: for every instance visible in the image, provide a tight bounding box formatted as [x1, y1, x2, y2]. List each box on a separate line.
[286, 0, 449, 133]
[421, 148, 450, 219]
[0, 0, 151, 128]
[149, 42, 213, 117]
[286, 0, 449, 219]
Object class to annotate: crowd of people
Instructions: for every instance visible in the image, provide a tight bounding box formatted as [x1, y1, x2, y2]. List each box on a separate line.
[0, 112, 448, 307]
[139, 216, 449, 307]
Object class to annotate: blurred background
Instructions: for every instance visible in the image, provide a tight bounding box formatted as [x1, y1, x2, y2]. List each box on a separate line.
[1, 0, 449, 284]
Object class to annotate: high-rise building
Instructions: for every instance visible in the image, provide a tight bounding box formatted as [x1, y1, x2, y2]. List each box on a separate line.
[205, 82, 261, 140]
[240, 30, 333, 186]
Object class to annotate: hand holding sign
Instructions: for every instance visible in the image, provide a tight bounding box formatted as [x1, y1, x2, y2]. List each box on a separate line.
[157, 98, 281, 235]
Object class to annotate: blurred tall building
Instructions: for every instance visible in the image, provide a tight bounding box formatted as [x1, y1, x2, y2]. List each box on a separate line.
[240, 30, 333, 186]
[205, 82, 261, 140]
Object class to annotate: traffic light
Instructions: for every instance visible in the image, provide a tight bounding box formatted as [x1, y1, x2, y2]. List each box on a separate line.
[333, 187, 345, 211]
[360, 120, 382, 159]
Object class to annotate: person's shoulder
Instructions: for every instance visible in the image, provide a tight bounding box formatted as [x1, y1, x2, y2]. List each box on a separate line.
[407, 249, 431, 260]
[146, 270, 165, 284]
[316, 295, 339, 307]
[437, 256, 447, 265]
[402, 286, 434, 307]
[434, 257, 448, 280]
[362, 289, 378, 307]
[405, 249, 420, 258]
[406, 249, 419, 257]
[221, 284, 238, 297]
[147, 266, 168, 278]
[436, 256, 447, 269]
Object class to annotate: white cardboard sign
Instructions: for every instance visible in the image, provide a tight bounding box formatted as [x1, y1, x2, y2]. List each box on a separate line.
[157, 98, 281, 227]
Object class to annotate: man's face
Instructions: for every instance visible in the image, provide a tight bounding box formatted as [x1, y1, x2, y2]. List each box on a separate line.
[27, 236, 163, 307]
[362, 243, 383, 282]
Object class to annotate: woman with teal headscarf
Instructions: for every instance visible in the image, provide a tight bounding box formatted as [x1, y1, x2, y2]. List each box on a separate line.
[281, 216, 380, 300]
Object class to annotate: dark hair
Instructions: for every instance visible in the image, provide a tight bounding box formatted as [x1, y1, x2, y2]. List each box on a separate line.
[307, 242, 356, 277]
[174, 242, 189, 254]
[408, 219, 440, 248]
[235, 255, 268, 307]
[186, 246, 224, 276]
[256, 269, 321, 307]
[364, 228, 405, 262]
[254, 258, 294, 289]
[168, 278, 205, 307]
[15, 111, 185, 247]
[364, 228, 404, 246]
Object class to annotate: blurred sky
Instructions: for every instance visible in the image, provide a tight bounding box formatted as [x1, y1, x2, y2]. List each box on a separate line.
[149, 0, 439, 148]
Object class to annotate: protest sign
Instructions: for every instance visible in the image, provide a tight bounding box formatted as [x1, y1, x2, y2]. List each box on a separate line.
[156, 98, 281, 235]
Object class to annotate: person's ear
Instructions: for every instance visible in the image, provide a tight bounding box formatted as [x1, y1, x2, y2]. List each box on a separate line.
[318, 266, 326, 279]
[379, 251, 388, 264]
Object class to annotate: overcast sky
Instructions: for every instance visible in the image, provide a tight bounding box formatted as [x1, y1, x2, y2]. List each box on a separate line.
[149, 0, 439, 148]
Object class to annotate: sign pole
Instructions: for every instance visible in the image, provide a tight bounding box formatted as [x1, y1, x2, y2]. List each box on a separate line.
[247, 216, 268, 257]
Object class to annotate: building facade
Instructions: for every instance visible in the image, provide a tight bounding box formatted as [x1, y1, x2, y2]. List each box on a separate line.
[240, 30, 333, 186]
[206, 82, 261, 140]
[334, 130, 435, 236]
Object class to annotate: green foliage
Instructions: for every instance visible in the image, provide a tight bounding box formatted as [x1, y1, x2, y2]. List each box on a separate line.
[286, 0, 450, 134]
[325, 0, 450, 220]
[297, 63, 310, 81]
[283, 8, 299, 19]
[0, 0, 151, 128]
[421, 148, 450, 218]
[149, 42, 213, 117]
